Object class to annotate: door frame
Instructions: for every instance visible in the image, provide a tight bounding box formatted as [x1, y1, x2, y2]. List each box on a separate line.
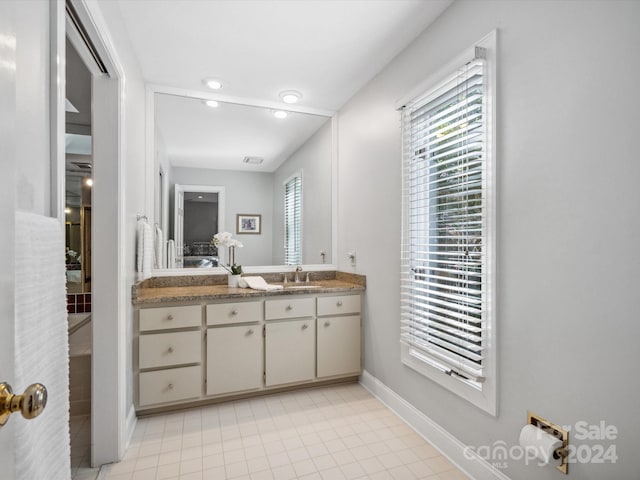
[65, 0, 130, 465]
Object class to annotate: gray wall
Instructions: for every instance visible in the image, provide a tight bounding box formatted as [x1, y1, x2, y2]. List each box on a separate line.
[272, 120, 332, 265]
[170, 167, 274, 266]
[337, 1, 640, 479]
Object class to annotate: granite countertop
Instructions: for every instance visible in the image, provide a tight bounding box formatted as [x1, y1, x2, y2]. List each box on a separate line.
[132, 272, 365, 305]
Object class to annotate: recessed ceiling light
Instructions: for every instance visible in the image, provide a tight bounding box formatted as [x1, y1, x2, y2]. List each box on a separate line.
[204, 99, 219, 108]
[280, 90, 302, 104]
[273, 110, 288, 119]
[203, 78, 223, 90]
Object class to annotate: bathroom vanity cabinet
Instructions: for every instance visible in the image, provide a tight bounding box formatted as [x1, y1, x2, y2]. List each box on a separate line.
[134, 285, 363, 413]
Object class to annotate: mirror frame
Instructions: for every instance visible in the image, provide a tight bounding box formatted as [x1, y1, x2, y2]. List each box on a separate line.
[145, 84, 338, 275]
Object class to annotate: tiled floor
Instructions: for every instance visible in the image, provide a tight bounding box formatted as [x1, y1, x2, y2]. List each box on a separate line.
[70, 415, 100, 480]
[99, 383, 468, 480]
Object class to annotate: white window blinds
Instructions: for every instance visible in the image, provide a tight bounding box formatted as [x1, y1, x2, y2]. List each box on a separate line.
[401, 55, 490, 389]
[284, 174, 302, 265]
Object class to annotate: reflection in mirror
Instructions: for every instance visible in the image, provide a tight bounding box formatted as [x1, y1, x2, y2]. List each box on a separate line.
[175, 185, 224, 268]
[153, 92, 334, 270]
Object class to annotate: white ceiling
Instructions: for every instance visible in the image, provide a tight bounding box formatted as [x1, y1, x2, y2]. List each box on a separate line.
[115, 0, 453, 170]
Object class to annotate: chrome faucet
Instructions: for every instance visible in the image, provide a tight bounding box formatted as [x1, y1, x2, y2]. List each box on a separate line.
[294, 266, 303, 283]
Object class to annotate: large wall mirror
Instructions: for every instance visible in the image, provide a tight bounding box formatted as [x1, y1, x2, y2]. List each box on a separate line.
[147, 86, 337, 273]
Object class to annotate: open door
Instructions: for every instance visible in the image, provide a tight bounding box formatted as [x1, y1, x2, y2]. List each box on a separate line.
[0, 1, 69, 479]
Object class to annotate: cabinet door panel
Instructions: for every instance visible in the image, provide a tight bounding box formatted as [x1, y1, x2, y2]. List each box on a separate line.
[317, 315, 361, 378]
[265, 319, 315, 386]
[207, 326, 263, 395]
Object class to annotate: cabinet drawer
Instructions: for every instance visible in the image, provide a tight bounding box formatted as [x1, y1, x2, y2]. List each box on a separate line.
[265, 297, 315, 320]
[317, 295, 361, 316]
[207, 301, 262, 326]
[139, 365, 201, 407]
[139, 305, 201, 331]
[139, 331, 201, 369]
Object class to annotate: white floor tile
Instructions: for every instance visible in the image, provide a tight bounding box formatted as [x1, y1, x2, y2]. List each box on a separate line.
[99, 384, 469, 480]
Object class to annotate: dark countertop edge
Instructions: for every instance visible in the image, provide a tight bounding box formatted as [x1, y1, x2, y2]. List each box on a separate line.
[132, 284, 365, 306]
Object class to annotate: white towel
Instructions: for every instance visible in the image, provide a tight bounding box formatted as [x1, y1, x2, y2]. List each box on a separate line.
[136, 219, 144, 273]
[154, 225, 164, 269]
[242, 276, 284, 291]
[137, 219, 154, 280]
[167, 239, 176, 269]
[15, 211, 70, 480]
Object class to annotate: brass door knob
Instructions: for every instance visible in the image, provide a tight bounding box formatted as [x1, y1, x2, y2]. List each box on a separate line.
[0, 382, 48, 427]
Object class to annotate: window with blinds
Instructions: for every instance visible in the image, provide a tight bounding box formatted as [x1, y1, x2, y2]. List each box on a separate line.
[284, 174, 302, 265]
[400, 38, 495, 412]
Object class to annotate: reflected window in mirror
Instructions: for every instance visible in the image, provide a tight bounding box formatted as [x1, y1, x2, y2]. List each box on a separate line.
[284, 172, 302, 265]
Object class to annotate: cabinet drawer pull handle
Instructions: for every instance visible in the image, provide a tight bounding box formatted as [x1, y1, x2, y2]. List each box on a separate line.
[337, 301, 343, 307]
[167, 383, 174, 390]
[324, 321, 330, 327]
[167, 314, 174, 320]
[231, 309, 238, 315]
[247, 329, 254, 335]
[167, 347, 174, 353]
[286, 305, 293, 311]
[302, 324, 308, 330]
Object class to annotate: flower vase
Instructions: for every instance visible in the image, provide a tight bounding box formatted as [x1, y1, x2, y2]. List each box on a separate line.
[228, 274, 241, 288]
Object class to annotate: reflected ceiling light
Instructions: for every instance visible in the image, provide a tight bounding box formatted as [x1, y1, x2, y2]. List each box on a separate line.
[203, 78, 223, 90]
[197, 195, 204, 199]
[84, 178, 93, 187]
[279, 90, 302, 104]
[204, 99, 219, 108]
[273, 110, 288, 119]
[64, 207, 71, 214]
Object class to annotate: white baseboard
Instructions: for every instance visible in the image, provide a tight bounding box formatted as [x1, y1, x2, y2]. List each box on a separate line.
[97, 405, 137, 479]
[359, 370, 510, 480]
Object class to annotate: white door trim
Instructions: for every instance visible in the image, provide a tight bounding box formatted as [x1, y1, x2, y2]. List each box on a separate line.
[67, 0, 130, 465]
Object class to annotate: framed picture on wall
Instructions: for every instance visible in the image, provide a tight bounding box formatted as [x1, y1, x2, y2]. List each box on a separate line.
[236, 214, 262, 234]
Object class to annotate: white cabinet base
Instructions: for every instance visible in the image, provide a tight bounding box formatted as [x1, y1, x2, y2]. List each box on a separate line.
[136, 292, 362, 411]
